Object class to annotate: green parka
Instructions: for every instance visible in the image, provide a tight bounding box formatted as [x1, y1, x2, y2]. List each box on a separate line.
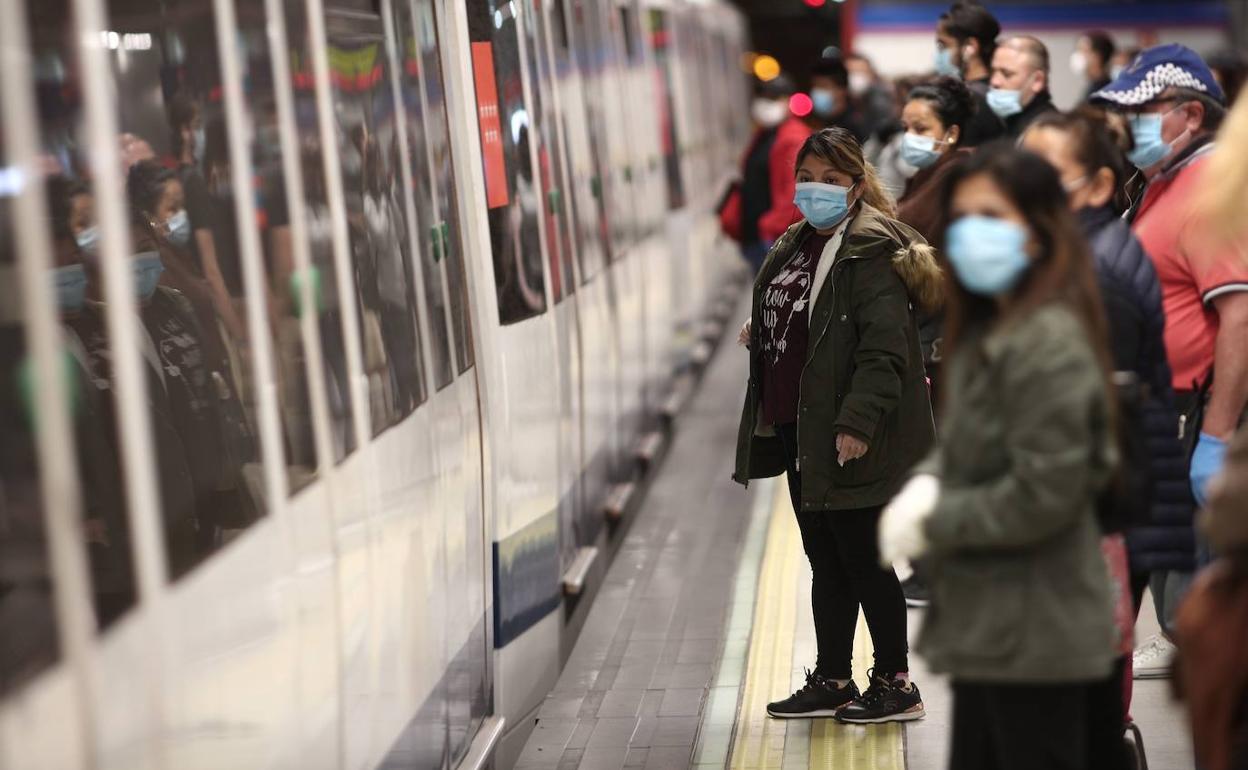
[733, 204, 942, 511]
[915, 303, 1118, 684]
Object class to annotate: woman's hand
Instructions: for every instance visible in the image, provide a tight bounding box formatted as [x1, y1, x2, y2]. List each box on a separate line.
[878, 474, 940, 566]
[737, 318, 751, 347]
[835, 433, 869, 466]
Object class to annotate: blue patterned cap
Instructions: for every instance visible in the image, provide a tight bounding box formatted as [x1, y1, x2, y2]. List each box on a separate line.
[1091, 43, 1225, 107]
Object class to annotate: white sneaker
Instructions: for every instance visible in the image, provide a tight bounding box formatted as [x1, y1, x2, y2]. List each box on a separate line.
[1132, 634, 1176, 680]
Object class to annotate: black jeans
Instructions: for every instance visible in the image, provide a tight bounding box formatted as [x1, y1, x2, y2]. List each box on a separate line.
[775, 422, 909, 679]
[950, 680, 1089, 770]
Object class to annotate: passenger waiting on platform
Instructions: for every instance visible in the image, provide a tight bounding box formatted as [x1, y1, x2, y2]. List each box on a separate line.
[807, 55, 869, 145]
[734, 127, 940, 724]
[933, 1, 1005, 146]
[845, 52, 896, 141]
[1072, 32, 1117, 103]
[720, 75, 810, 273]
[878, 145, 1118, 770]
[988, 36, 1058, 138]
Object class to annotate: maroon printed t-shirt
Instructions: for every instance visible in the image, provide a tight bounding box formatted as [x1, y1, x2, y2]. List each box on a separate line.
[760, 233, 832, 426]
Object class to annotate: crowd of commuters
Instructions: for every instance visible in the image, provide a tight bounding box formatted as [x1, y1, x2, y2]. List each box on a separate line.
[725, 2, 1248, 768]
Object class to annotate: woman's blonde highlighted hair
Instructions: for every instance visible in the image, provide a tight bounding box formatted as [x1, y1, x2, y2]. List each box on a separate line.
[794, 127, 897, 217]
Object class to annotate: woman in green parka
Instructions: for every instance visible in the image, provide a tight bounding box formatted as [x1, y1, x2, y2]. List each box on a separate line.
[733, 127, 942, 723]
[878, 145, 1118, 770]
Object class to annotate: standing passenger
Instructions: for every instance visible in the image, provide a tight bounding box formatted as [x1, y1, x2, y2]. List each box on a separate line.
[808, 56, 870, 144]
[1071, 32, 1117, 103]
[988, 36, 1058, 138]
[734, 127, 940, 723]
[879, 145, 1118, 770]
[933, 1, 1006, 146]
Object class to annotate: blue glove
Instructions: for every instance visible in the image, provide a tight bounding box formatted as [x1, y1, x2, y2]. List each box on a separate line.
[1191, 432, 1228, 507]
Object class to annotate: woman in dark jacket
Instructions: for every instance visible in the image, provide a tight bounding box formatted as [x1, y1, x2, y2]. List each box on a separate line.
[896, 76, 977, 243]
[734, 127, 941, 723]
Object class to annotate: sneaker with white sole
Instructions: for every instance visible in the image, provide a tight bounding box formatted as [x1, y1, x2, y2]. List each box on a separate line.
[1132, 634, 1175, 680]
[766, 669, 860, 718]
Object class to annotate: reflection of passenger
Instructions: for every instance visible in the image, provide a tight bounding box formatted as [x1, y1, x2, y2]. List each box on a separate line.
[494, 125, 546, 320]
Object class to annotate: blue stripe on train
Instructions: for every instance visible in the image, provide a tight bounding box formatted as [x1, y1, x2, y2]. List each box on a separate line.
[858, 1, 1229, 30]
[492, 511, 562, 648]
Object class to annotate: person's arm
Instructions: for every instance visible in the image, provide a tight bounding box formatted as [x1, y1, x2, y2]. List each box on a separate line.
[924, 311, 1108, 550]
[194, 228, 247, 341]
[833, 256, 908, 446]
[1204, 291, 1248, 438]
[757, 126, 806, 243]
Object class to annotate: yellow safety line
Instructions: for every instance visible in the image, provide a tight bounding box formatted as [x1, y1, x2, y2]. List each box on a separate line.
[727, 484, 906, 770]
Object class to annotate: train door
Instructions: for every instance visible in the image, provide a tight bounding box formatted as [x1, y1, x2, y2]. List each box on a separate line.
[516, 0, 583, 588]
[388, 0, 491, 764]
[550, 0, 616, 547]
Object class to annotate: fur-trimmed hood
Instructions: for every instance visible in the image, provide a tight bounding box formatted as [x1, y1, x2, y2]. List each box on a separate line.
[846, 204, 944, 314]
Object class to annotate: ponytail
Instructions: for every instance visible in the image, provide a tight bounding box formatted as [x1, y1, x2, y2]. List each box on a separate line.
[795, 127, 896, 218]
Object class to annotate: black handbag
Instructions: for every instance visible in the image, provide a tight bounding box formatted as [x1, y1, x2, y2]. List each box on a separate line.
[1179, 368, 1215, 461]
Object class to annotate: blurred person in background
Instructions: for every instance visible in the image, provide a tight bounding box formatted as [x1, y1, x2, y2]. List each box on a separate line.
[934, 0, 1006, 146]
[735, 127, 940, 724]
[989, 36, 1058, 138]
[1093, 43, 1247, 680]
[808, 55, 869, 144]
[720, 74, 810, 271]
[1072, 31, 1117, 102]
[879, 145, 1118, 770]
[864, 73, 929, 199]
[1111, 46, 1143, 82]
[1174, 85, 1248, 770]
[1023, 108, 1193, 767]
[1207, 48, 1248, 107]
[846, 52, 897, 140]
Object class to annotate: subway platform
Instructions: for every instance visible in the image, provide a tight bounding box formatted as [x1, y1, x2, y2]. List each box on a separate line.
[512, 306, 1197, 770]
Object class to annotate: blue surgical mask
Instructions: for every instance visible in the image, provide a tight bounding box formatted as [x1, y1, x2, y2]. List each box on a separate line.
[986, 88, 1023, 118]
[945, 215, 1030, 295]
[132, 251, 164, 301]
[75, 226, 99, 256]
[1127, 111, 1188, 170]
[900, 132, 945, 169]
[52, 264, 87, 313]
[164, 209, 191, 247]
[934, 47, 960, 77]
[794, 181, 853, 230]
[811, 88, 838, 117]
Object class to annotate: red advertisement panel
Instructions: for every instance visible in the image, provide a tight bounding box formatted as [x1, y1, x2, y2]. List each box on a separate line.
[471, 42, 509, 209]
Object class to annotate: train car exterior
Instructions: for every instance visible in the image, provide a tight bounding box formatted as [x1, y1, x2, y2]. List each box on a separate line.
[0, 0, 748, 768]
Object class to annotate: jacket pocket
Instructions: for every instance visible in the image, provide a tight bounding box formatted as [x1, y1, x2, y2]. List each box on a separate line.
[931, 558, 1027, 660]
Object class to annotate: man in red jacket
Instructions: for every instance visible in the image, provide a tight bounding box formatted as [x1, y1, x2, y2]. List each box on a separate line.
[721, 75, 812, 272]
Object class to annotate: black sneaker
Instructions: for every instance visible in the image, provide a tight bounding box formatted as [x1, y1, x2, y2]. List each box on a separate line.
[766, 669, 860, 719]
[902, 575, 930, 608]
[836, 670, 925, 724]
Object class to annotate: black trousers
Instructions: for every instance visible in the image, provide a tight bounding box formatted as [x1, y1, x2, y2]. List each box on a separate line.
[950, 680, 1089, 770]
[775, 423, 909, 679]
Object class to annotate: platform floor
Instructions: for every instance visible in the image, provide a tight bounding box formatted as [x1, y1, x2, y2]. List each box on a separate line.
[514, 305, 1195, 770]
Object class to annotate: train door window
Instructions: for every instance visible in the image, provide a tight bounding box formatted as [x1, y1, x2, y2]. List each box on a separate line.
[284, 1, 358, 459]
[520, 0, 576, 304]
[466, 0, 547, 325]
[323, 6, 429, 434]
[647, 10, 684, 211]
[414, 1, 475, 372]
[560, 0, 609, 284]
[391, 0, 453, 390]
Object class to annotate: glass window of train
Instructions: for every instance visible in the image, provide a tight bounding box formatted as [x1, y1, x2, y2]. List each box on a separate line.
[411, 0, 474, 374]
[323, 8, 429, 432]
[283, 0, 359, 461]
[226, 0, 324, 491]
[391, 0, 453, 390]
[563, 0, 612, 280]
[466, 0, 548, 325]
[647, 10, 684, 210]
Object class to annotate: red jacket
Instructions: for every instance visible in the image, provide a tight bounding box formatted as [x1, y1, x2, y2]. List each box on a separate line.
[720, 117, 811, 244]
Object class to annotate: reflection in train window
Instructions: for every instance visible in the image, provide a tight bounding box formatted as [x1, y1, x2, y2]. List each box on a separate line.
[648, 10, 685, 211]
[325, 8, 429, 433]
[467, 0, 548, 326]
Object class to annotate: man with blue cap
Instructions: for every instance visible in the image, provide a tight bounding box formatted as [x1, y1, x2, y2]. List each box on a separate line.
[1093, 43, 1248, 680]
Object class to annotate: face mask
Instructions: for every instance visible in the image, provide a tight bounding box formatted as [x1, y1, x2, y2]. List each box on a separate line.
[164, 209, 191, 247]
[192, 127, 206, 162]
[794, 181, 853, 230]
[934, 47, 960, 77]
[1062, 175, 1089, 194]
[1127, 111, 1188, 170]
[75, 225, 100, 256]
[811, 88, 838, 117]
[132, 251, 165, 301]
[751, 98, 788, 129]
[52, 264, 87, 313]
[987, 88, 1024, 118]
[848, 72, 871, 97]
[900, 132, 946, 169]
[945, 215, 1030, 295]
[1070, 51, 1088, 78]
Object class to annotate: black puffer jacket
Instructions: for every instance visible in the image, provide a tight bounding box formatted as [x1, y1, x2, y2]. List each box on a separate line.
[1080, 206, 1195, 572]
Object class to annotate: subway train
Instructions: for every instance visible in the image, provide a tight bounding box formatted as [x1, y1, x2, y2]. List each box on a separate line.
[0, 0, 748, 768]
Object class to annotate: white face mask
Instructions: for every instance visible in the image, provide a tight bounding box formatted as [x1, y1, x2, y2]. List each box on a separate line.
[848, 72, 872, 97]
[751, 98, 788, 129]
[1070, 51, 1088, 78]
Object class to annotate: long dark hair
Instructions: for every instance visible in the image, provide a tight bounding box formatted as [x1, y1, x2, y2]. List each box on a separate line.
[906, 76, 975, 148]
[934, 143, 1112, 375]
